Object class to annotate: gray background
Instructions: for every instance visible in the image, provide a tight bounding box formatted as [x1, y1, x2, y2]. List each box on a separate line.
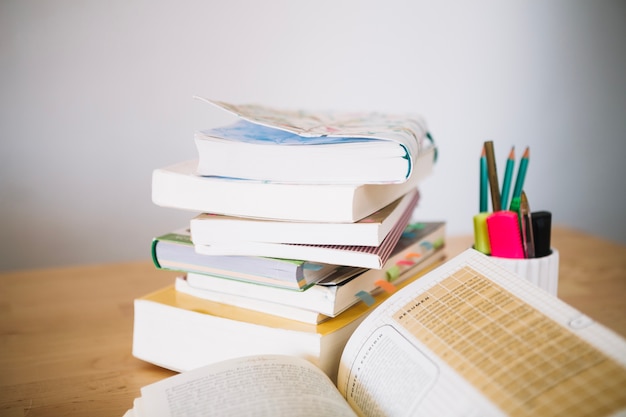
[2, 0, 625, 271]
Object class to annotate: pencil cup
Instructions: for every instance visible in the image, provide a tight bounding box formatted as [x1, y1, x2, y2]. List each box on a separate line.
[489, 249, 559, 296]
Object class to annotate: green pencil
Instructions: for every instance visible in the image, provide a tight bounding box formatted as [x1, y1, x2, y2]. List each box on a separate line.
[510, 146, 529, 209]
[480, 146, 488, 212]
[500, 146, 515, 210]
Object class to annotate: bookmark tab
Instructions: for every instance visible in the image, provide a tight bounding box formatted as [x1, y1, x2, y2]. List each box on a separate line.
[419, 241, 433, 251]
[385, 265, 401, 281]
[405, 222, 425, 231]
[355, 291, 376, 306]
[375, 279, 397, 293]
[302, 262, 324, 271]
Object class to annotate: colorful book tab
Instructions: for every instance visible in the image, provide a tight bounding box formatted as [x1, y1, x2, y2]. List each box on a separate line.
[385, 265, 401, 281]
[355, 291, 376, 306]
[419, 242, 433, 250]
[375, 279, 397, 293]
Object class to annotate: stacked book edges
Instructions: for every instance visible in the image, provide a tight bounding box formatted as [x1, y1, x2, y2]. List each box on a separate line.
[152, 97, 436, 223]
[133, 236, 445, 376]
[152, 189, 425, 291]
[178, 221, 446, 322]
[151, 146, 435, 223]
[139, 98, 441, 374]
[135, 221, 446, 374]
[152, 220, 446, 320]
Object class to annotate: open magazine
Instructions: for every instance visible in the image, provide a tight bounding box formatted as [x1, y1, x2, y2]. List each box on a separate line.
[124, 249, 626, 417]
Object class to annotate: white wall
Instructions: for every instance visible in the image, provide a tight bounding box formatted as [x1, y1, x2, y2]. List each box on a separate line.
[1, 0, 625, 271]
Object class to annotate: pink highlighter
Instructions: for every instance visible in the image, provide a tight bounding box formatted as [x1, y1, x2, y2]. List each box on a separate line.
[486, 211, 525, 258]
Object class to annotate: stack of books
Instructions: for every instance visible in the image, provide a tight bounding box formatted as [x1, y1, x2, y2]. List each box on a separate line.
[132, 97, 444, 379]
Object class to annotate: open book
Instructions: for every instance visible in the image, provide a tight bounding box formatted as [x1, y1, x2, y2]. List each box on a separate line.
[124, 249, 626, 417]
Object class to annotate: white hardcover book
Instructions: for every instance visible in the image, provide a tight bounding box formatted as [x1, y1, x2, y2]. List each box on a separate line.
[151, 146, 434, 223]
[131, 285, 372, 379]
[190, 189, 419, 246]
[193, 195, 417, 269]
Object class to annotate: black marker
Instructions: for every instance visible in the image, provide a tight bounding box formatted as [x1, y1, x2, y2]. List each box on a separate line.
[531, 211, 552, 258]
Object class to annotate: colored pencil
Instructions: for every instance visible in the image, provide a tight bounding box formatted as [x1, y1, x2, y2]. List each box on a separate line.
[510, 146, 529, 208]
[480, 146, 488, 212]
[484, 141, 501, 211]
[500, 146, 515, 210]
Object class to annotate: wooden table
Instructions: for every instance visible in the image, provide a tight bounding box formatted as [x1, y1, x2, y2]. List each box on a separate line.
[1, 227, 625, 416]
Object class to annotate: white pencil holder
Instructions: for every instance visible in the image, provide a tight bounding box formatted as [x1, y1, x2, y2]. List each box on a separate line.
[489, 249, 559, 296]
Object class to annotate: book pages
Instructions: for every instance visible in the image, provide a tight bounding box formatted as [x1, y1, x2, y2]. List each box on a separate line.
[195, 96, 427, 151]
[136, 355, 357, 417]
[337, 248, 626, 417]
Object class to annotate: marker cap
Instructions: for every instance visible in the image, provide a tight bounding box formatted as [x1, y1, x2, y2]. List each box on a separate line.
[473, 212, 491, 255]
[486, 211, 525, 259]
[531, 211, 552, 258]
